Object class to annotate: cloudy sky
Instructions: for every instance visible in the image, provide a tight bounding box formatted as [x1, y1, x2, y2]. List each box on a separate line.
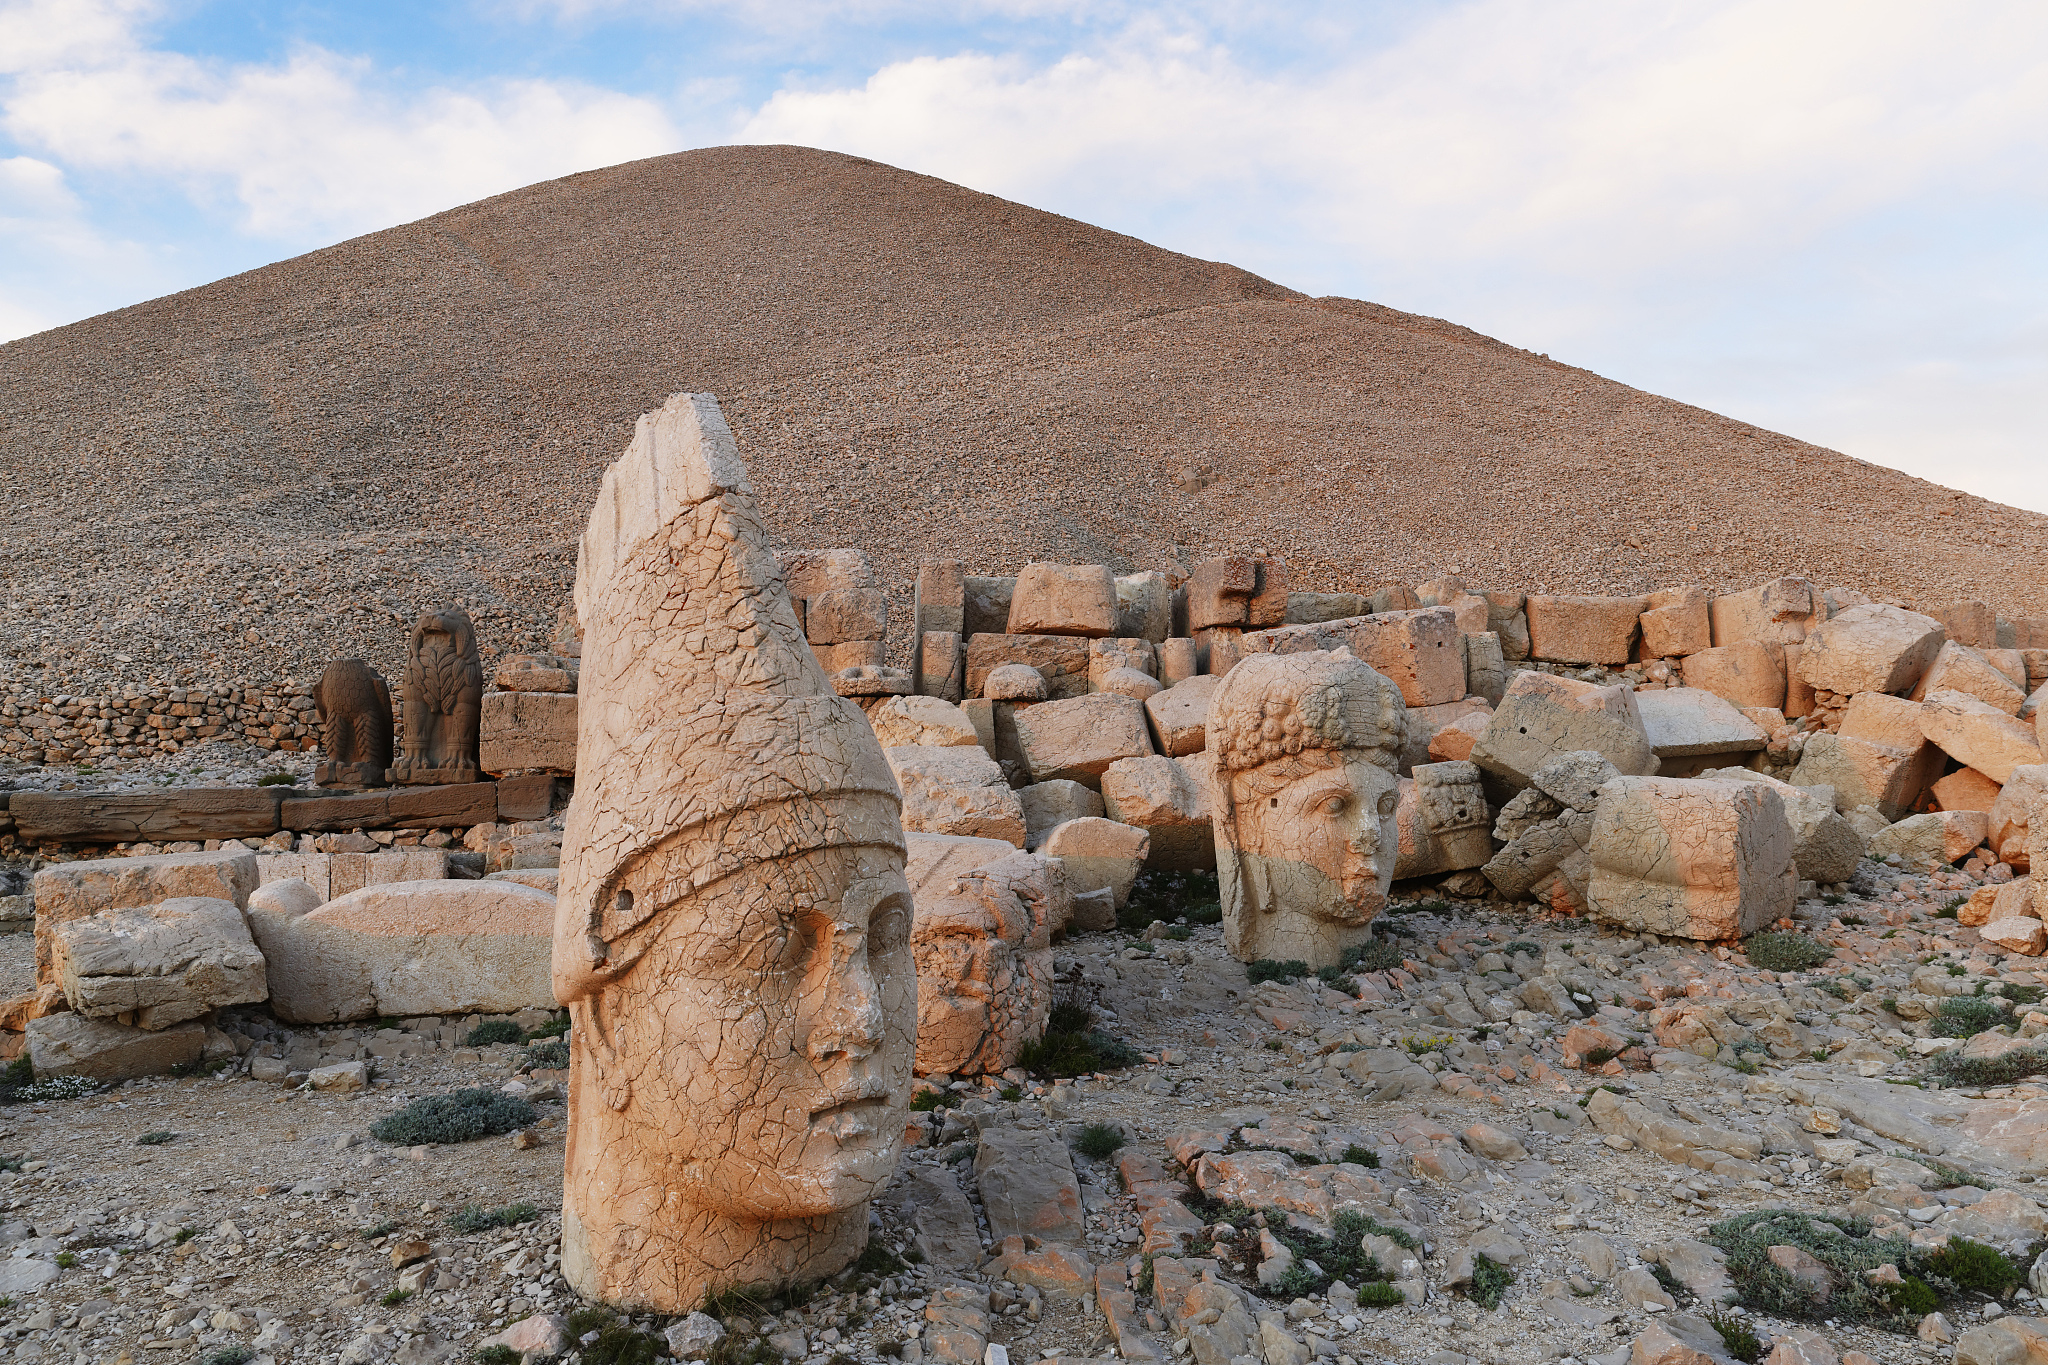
[4, 0, 2045, 511]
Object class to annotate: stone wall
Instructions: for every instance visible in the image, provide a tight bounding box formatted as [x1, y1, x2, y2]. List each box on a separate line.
[0, 681, 322, 766]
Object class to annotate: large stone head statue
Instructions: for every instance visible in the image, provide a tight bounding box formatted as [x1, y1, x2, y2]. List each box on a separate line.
[1209, 648, 1408, 965]
[555, 393, 914, 1312]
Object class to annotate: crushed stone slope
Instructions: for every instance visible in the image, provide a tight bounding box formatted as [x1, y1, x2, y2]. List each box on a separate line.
[3, 143, 2042, 691]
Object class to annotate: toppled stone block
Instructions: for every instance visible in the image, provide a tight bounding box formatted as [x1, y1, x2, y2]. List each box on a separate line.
[804, 587, 887, 645]
[1013, 693, 1155, 789]
[965, 634, 1091, 700]
[1101, 755, 1214, 871]
[880, 1167, 984, 1270]
[1018, 780, 1105, 849]
[1710, 577, 1817, 653]
[1587, 777, 1796, 940]
[918, 629, 965, 702]
[1640, 585, 1711, 658]
[1982, 917, 2046, 956]
[1007, 563, 1117, 638]
[1114, 571, 1173, 643]
[31, 849, 258, 985]
[1525, 593, 1649, 665]
[976, 1125, 1084, 1243]
[1796, 603, 1946, 695]
[1680, 641, 1786, 710]
[55, 896, 266, 1029]
[479, 691, 578, 775]
[1395, 761, 1492, 879]
[1868, 810, 1990, 871]
[1788, 731, 1939, 823]
[1921, 689, 2043, 784]
[1042, 817, 1148, 908]
[1692, 768, 1865, 884]
[985, 664, 1049, 701]
[1242, 607, 1465, 707]
[1464, 630, 1507, 705]
[250, 879, 555, 1023]
[1145, 674, 1219, 757]
[1914, 641, 2028, 714]
[1530, 750, 1623, 811]
[1933, 767, 2003, 813]
[1929, 599, 1998, 648]
[1469, 670, 1659, 789]
[871, 695, 981, 748]
[1285, 592, 1367, 624]
[886, 745, 1028, 846]
[1400, 697, 1492, 774]
[25, 1014, 205, 1081]
[1635, 688, 1770, 760]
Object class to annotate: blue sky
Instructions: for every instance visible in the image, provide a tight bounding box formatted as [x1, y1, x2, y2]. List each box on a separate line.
[4, 0, 2046, 512]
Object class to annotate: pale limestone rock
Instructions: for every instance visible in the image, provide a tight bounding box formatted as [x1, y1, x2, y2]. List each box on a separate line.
[885, 745, 1028, 847]
[248, 877, 323, 919]
[1796, 603, 1945, 696]
[1398, 696, 1492, 774]
[908, 844, 1067, 1077]
[1007, 563, 1117, 638]
[1788, 732, 1939, 822]
[1209, 650, 1407, 966]
[1710, 577, 1817, 654]
[252, 879, 554, 1022]
[1241, 607, 1465, 707]
[1158, 638, 1199, 686]
[1087, 637, 1158, 688]
[976, 1126, 1084, 1243]
[1041, 817, 1149, 909]
[1463, 630, 1508, 705]
[1921, 689, 2044, 784]
[1640, 585, 1711, 658]
[1679, 641, 1786, 710]
[1017, 780, 1105, 849]
[1114, 571, 1173, 643]
[25, 1014, 204, 1081]
[479, 691, 579, 775]
[1096, 666, 1163, 700]
[55, 896, 266, 1029]
[1468, 670, 1659, 790]
[1100, 755, 1214, 872]
[1145, 674, 1220, 758]
[1587, 777, 1796, 940]
[1982, 918, 2047, 956]
[1524, 593, 1648, 665]
[1933, 768, 2004, 813]
[30, 849, 257, 985]
[1913, 641, 2028, 714]
[553, 394, 917, 1311]
[1426, 709, 1491, 763]
[1012, 692, 1155, 789]
[1634, 688, 1768, 760]
[1394, 762, 1493, 879]
[1867, 811, 1990, 871]
[1692, 768, 1866, 884]
[869, 695, 980, 749]
[1284, 592, 1366, 625]
[1991, 766, 2048, 860]
[983, 663, 1049, 702]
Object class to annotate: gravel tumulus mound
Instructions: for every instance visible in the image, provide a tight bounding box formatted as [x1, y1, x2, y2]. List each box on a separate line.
[4, 144, 2044, 692]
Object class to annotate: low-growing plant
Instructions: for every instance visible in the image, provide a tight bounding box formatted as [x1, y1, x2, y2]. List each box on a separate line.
[464, 1019, 525, 1047]
[1238, 1207, 1413, 1298]
[1503, 941, 1541, 958]
[361, 1219, 401, 1239]
[1744, 933, 1833, 973]
[473, 1348, 521, 1365]
[448, 1202, 540, 1234]
[1926, 1237, 2020, 1293]
[1839, 913, 1869, 926]
[203, 1348, 258, 1365]
[1247, 959, 1312, 985]
[1704, 1310, 1762, 1364]
[53, 1252, 74, 1268]
[564, 1306, 663, 1365]
[2000, 982, 2047, 1006]
[1074, 1124, 1126, 1160]
[1403, 1034, 1454, 1056]
[381, 1287, 413, 1306]
[1355, 1282, 1404, 1308]
[1017, 1004, 1138, 1079]
[1340, 1144, 1380, 1168]
[254, 772, 296, 787]
[1928, 1046, 2048, 1088]
[998, 1085, 1022, 1102]
[1933, 897, 1967, 919]
[521, 1037, 570, 1072]
[174, 1227, 197, 1244]
[136, 1130, 173, 1146]
[1707, 1208, 1936, 1326]
[1582, 1046, 1620, 1068]
[1823, 893, 1846, 906]
[1119, 869, 1222, 931]
[1930, 996, 2010, 1040]
[1468, 1254, 1514, 1309]
[909, 1089, 943, 1112]
[372, 1089, 535, 1145]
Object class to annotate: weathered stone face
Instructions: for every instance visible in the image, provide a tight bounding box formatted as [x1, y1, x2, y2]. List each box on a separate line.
[1208, 650, 1406, 966]
[554, 392, 913, 1312]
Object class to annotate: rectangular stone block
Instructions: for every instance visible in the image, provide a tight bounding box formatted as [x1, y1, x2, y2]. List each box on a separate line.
[1919, 689, 2043, 784]
[386, 783, 500, 829]
[804, 587, 888, 645]
[1012, 693, 1156, 789]
[1144, 675, 1219, 758]
[1187, 556, 1259, 631]
[1679, 640, 1786, 710]
[257, 851, 332, 901]
[1587, 776, 1795, 940]
[1709, 577, 1816, 652]
[1525, 594, 1649, 665]
[1927, 600, 1996, 647]
[964, 634, 1091, 700]
[962, 576, 1017, 638]
[1285, 592, 1366, 625]
[1797, 603, 1945, 696]
[31, 849, 258, 985]
[1911, 641, 2026, 714]
[1640, 585, 1711, 658]
[1634, 688, 1768, 758]
[812, 640, 886, 674]
[1485, 591, 1531, 661]
[1468, 670, 1659, 789]
[914, 559, 966, 637]
[918, 630, 965, 702]
[281, 790, 388, 832]
[479, 691, 577, 775]
[779, 548, 878, 599]
[496, 774, 557, 822]
[1464, 631, 1507, 705]
[11, 788, 286, 844]
[1088, 638, 1157, 689]
[1194, 626, 1243, 677]
[1787, 731, 1939, 822]
[1114, 571, 1173, 643]
[1007, 563, 1117, 637]
[1240, 607, 1465, 707]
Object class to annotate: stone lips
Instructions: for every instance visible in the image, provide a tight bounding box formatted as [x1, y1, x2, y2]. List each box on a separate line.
[554, 392, 915, 1313]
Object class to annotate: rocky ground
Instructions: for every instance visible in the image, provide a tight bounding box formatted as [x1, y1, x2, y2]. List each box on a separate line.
[0, 843, 2043, 1365]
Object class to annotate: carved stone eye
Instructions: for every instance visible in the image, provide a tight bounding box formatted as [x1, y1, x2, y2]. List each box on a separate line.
[614, 889, 633, 917]
[1378, 793, 1397, 816]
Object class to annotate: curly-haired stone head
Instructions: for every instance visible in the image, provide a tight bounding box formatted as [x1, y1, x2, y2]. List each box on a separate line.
[1208, 649, 1408, 966]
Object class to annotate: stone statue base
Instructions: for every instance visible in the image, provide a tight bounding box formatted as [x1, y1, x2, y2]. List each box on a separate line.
[385, 760, 482, 786]
[315, 761, 388, 789]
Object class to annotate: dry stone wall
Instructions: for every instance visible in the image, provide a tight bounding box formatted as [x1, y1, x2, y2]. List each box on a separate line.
[0, 680, 320, 766]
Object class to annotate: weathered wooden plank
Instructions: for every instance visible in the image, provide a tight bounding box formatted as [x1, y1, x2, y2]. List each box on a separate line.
[12, 789, 286, 843]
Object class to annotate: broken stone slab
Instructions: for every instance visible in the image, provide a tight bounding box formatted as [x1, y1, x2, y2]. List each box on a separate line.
[976, 1126, 1084, 1243]
[1691, 768, 1865, 884]
[1399, 697, 1493, 774]
[1636, 688, 1770, 759]
[25, 1013, 204, 1081]
[880, 1166, 984, 1270]
[886, 745, 1029, 846]
[1920, 689, 2044, 784]
[1113, 571, 1173, 643]
[1626, 1313, 1744, 1365]
[1040, 817, 1148, 909]
[55, 896, 266, 1029]
[478, 691, 578, 776]
[1017, 780, 1105, 850]
[1640, 585, 1711, 658]
[1524, 593, 1649, 665]
[9, 787, 287, 845]
[1787, 732, 1938, 823]
[1100, 755, 1214, 872]
[1012, 692, 1155, 789]
[1867, 810, 1990, 871]
[966, 634, 1095, 701]
[1583, 1089, 1767, 1180]
[1149, 1257, 1260, 1365]
[1468, 670, 1659, 790]
[1240, 607, 1465, 707]
[986, 1236, 1094, 1300]
[1955, 1316, 2048, 1365]
[1934, 767, 2004, 814]
[870, 695, 981, 748]
[1796, 602, 1946, 696]
[1144, 674, 1218, 759]
[1007, 563, 1118, 638]
[1586, 777, 1795, 941]
[1914, 641, 2029, 714]
[1395, 762, 1493, 880]
[250, 878, 555, 1023]
[1710, 577, 1817, 653]
[1190, 1149, 1392, 1230]
[1531, 750, 1624, 812]
[1285, 592, 1367, 625]
[30, 848, 258, 985]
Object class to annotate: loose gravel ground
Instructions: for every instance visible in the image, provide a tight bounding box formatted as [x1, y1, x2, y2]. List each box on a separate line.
[4, 146, 2043, 698]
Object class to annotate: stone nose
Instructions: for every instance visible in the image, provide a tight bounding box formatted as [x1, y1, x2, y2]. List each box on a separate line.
[806, 924, 884, 1066]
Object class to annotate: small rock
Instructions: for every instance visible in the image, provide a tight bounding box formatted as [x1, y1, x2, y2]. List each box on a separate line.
[664, 1313, 727, 1361]
[390, 1239, 432, 1268]
[309, 1061, 368, 1092]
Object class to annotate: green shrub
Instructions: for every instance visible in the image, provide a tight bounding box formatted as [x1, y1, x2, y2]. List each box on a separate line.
[447, 1202, 540, 1234]
[136, 1130, 173, 1146]
[1704, 1311, 1761, 1364]
[855, 1241, 906, 1276]
[1925, 1238, 2020, 1293]
[525, 1012, 571, 1039]
[1355, 1282, 1404, 1308]
[254, 772, 296, 787]
[565, 1307, 663, 1365]
[464, 1019, 525, 1047]
[1890, 1276, 1939, 1317]
[1017, 1005, 1138, 1079]
[1247, 959, 1312, 985]
[474, 1349, 521, 1365]
[1706, 1208, 1932, 1326]
[2000, 982, 2047, 1006]
[203, 1348, 257, 1365]
[1075, 1124, 1125, 1160]
[381, 1287, 413, 1306]
[909, 1089, 942, 1112]
[1119, 870, 1222, 931]
[1934, 897, 1966, 919]
[521, 1037, 570, 1071]
[1929, 1046, 2048, 1087]
[998, 1085, 1022, 1102]
[1340, 1144, 1379, 1168]
[1503, 941, 1541, 958]
[1241, 1207, 1412, 1298]
[373, 1089, 534, 1145]
[1469, 1254, 1514, 1309]
[1930, 996, 2011, 1040]
[53, 1252, 74, 1268]
[1744, 933, 1833, 972]
[361, 1219, 400, 1239]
